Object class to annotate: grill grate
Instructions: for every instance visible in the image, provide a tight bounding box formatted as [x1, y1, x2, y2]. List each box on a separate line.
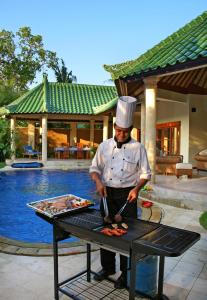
[62, 274, 148, 299]
[61, 210, 104, 230]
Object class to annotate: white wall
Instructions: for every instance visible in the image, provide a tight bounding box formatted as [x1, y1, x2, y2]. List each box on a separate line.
[188, 94, 207, 164]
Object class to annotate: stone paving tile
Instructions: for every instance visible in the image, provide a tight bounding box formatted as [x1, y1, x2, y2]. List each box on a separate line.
[16, 247, 40, 256]
[163, 283, 189, 300]
[1, 245, 20, 253]
[191, 277, 207, 296]
[36, 248, 53, 256]
[164, 270, 197, 290]
[181, 249, 207, 264]
[3, 286, 39, 300]
[186, 290, 207, 300]
[173, 260, 204, 277]
[199, 263, 207, 280]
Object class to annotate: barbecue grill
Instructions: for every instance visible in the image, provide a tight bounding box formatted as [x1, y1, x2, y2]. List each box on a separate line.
[36, 207, 200, 300]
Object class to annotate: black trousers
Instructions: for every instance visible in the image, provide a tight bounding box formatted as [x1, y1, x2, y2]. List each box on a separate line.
[99, 186, 137, 275]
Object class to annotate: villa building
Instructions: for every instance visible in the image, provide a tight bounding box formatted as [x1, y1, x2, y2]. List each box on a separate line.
[104, 10, 207, 178]
[1, 11, 207, 180]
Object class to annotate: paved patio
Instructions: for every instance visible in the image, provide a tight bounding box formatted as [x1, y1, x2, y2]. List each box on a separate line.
[1, 161, 207, 299]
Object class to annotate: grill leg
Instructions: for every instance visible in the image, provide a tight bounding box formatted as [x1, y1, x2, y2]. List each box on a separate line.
[53, 225, 59, 300]
[87, 243, 91, 282]
[129, 251, 136, 300]
[156, 256, 169, 300]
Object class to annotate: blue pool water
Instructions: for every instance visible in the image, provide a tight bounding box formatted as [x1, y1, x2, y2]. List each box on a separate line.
[0, 169, 99, 243]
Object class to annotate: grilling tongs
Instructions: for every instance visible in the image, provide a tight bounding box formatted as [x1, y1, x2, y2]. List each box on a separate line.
[102, 197, 112, 223]
[117, 199, 129, 215]
[102, 196, 109, 217]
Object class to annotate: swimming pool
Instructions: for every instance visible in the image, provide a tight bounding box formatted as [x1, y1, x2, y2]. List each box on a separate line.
[0, 169, 99, 243]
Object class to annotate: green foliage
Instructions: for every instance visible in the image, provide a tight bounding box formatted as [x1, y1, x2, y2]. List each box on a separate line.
[16, 120, 28, 127]
[0, 26, 58, 90]
[199, 211, 207, 230]
[0, 118, 20, 161]
[90, 146, 97, 158]
[0, 162, 6, 168]
[0, 83, 22, 107]
[51, 59, 77, 83]
[0, 118, 12, 161]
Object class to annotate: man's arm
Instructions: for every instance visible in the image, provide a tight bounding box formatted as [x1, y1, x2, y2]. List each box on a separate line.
[128, 144, 151, 202]
[127, 179, 148, 202]
[90, 172, 106, 198]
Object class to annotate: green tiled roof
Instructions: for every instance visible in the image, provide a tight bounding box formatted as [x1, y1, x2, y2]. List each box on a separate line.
[104, 11, 207, 80]
[3, 77, 118, 115]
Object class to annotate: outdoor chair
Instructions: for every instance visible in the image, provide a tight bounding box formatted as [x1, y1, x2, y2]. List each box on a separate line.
[194, 149, 207, 171]
[23, 145, 41, 159]
[77, 143, 84, 159]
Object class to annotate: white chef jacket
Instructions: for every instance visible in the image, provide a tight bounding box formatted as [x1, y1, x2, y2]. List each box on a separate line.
[89, 138, 151, 188]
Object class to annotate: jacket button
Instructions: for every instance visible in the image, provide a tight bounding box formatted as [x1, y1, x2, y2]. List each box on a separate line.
[111, 168, 113, 170]
[121, 169, 123, 171]
[110, 178, 112, 180]
[120, 179, 122, 182]
[112, 157, 114, 159]
[123, 158, 125, 160]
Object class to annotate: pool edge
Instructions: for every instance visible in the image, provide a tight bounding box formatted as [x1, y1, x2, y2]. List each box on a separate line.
[0, 236, 99, 256]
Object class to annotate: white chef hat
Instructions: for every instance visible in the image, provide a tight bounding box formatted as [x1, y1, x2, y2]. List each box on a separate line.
[115, 96, 137, 128]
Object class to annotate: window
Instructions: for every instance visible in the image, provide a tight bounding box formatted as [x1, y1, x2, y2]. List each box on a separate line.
[48, 122, 70, 129]
[156, 122, 180, 156]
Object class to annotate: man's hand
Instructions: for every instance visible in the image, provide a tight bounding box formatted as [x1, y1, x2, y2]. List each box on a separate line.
[96, 180, 106, 198]
[127, 187, 139, 203]
[127, 179, 148, 203]
[90, 172, 107, 198]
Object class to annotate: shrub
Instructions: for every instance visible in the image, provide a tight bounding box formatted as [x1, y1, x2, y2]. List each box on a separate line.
[0, 118, 19, 161]
[199, 212, 207, 230]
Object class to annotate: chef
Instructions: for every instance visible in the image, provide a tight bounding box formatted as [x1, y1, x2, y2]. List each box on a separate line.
[89, 96, 151, 289]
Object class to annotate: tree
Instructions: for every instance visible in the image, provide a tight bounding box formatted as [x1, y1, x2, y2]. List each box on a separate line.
[0, 83, 22, 107]
[0, 26, 58, 91]
[52, 59, 77, 83]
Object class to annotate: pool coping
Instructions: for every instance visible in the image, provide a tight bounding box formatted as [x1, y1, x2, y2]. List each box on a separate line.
[0, 236, 99, 256]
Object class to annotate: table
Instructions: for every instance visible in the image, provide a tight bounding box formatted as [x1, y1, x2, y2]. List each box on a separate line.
[54, 147, 91, 159]
[37, 209, 200, 300]
[69, 147, 91, 159]
[54, 147, 65, 159]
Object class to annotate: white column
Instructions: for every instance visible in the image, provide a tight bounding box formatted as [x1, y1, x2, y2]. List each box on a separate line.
[141, 100, 146, 146]
[144, 77, 158, 183]
[103, 116, 109, 141]
[70, 122, 77, 146]
[41, 115, 47, 162]
[28, 121, 35, 148]
[10, 117, 16, 160]
[90, 120, 95, 147]
[131, 128, 138, 140]
[112, 116, 116, 137]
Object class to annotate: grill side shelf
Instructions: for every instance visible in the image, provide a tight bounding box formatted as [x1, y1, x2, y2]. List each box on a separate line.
[132, 224, 200, 256]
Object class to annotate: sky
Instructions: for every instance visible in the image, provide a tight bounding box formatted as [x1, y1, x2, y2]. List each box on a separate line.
[1, 0, 207, 87]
